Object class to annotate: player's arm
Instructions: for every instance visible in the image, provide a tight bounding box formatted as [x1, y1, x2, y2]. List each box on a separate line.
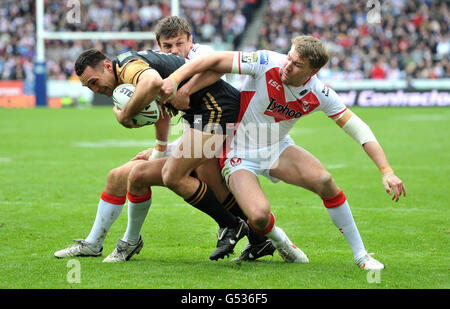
[116, 69, 163, 128]
[332, 109, 406, 202]
[169, 70, 225, 110]
[150, 107, 171, 159]
[160, 51, 234, 100]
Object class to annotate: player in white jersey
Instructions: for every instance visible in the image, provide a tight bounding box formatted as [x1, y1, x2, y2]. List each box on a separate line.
[160, 35, 406, 269]
[55, 16, 274, 262]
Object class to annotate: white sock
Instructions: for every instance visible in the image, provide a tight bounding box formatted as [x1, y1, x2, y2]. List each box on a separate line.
[266, 225, 288, 247]
[327, 200, 367, 259]
[122, 195, 152, 245]
[256, 213, 288, 247]
[85, 196, 125, 251]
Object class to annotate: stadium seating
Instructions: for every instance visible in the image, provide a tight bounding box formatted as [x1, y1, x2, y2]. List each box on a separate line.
[257, 0, 449, 80]
[0, 0, 448, 81]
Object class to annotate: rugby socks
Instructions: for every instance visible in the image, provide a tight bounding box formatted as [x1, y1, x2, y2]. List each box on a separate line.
[85, 191, 125, 251]
[122, 190, 152, 245]
[222, 193, 268, 244]
[323, 191, 367, 260]
[185, 180, 238, 228]
[248, 212, 286, 247]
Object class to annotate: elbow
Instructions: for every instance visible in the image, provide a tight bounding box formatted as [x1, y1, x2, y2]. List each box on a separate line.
[149, 76, 163, 90]
[140, 74, 163, 91]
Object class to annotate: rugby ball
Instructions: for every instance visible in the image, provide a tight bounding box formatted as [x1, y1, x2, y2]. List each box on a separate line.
[112, 84, 160, 126]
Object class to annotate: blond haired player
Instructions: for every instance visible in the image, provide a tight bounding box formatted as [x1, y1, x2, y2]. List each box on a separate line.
[160, 35, 406, 269]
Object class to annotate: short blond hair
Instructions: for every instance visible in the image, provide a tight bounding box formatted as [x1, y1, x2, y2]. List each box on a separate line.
[291, 35, 329, 69]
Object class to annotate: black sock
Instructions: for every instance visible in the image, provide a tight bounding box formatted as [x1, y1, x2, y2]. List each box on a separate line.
[222, 193, 268, 245]
[185, 180, 238, 228]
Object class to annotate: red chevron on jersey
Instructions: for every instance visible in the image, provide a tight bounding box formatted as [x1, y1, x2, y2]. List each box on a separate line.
[219, 90, 255, 169]
[263, 67, 319, 122]
[239, 91, 255, 123]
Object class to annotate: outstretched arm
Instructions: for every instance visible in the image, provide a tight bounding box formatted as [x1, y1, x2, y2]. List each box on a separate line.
[160, 51, 234, 101]
[167, 70, 225, 110]
[332, 109, 406, 202]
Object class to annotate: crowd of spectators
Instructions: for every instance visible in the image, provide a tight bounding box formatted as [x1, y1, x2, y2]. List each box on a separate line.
[255, 0, 449, 80]
[0, 0, 448, 82]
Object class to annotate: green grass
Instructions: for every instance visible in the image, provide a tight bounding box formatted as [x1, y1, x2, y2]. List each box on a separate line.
[0, 106, 449, 289]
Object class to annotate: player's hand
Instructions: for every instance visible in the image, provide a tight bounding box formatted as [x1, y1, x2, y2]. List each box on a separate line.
[382, 172, 406, 202]
[160, 78, 176, 103]
[165, 104, 178, 117]
[113, 106, 140, 129]
[169, 91, 190, 111]
[132, 148, 153, 161]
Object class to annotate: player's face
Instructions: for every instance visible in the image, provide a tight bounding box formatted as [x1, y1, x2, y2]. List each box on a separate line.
[79, 60, 117, 97]
[158, 33, 193, 58]
[281, 47, 319, 86]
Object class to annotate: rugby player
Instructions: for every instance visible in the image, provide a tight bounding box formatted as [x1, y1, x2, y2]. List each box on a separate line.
[55, 17, 274, 262]
[159, 35, 406, 269]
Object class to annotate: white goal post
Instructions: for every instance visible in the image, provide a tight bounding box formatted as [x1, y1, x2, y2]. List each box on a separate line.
[35, 0, 179, 106]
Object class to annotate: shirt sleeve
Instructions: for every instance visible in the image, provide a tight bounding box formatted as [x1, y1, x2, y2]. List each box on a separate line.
[189, 44, 215, 59]
[317, 84, 348, 117]
[116, 58, 152, 86]
[231, 50, 271, 78]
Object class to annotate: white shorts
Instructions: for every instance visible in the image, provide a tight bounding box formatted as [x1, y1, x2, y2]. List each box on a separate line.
[221, 135, 295, 185]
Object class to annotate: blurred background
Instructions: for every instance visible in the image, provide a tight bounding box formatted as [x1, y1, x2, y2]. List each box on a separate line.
[0, 0, 448, 108]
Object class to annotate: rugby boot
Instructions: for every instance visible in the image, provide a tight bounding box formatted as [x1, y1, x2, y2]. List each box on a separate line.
[103, 236, 144, 262]
[54, 239, 102, 258]
[210, 218, 249, 260]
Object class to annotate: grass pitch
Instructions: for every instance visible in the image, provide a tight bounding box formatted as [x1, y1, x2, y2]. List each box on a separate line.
[0, 106, 449, 290]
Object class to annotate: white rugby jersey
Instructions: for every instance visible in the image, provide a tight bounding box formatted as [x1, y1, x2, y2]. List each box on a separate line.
[229, 50, 347, 151]
[187, 44, 227, 82]
[186, 43, 214, 60]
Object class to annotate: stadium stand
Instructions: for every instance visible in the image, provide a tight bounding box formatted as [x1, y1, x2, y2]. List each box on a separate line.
[257, 0, 449, 80]
[0, 0, 448, 82]
[0, 0, 255, 81]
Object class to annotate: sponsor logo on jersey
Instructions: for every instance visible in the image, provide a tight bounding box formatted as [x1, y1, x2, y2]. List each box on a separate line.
[268, 79, 282, 91]
[241, 52, 258, 63]
[299, 89, 308, 96]
[259, 51, 269, 65]
[265, 97, 304, 121]
[117, 51, 132, 62]
[263, 68, 320, 122]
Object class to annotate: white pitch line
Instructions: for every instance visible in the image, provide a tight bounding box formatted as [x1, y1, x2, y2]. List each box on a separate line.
[390, 114, 450, 122]
[325, 164, 346, 169]
[72, 139, 154, 148]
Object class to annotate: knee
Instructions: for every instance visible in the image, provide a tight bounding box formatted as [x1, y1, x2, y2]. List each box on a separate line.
[128, 166, 147, 189]
[247, 204, 271, 232]
[315, 171, 335, 195]
[318, 171, 333, 187]
[107, 166, 128, 187]
[161, 164, 178, 190]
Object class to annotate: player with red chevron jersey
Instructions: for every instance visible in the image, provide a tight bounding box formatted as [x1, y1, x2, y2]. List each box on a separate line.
[161, 35, 406, 269]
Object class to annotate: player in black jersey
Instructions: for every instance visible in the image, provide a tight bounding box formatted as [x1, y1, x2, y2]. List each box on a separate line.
[72, 48, 249, 261]
[110, 49, 241, 134]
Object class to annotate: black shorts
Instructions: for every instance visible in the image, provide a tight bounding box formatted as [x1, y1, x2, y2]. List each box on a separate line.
[182, 80, 240, 135]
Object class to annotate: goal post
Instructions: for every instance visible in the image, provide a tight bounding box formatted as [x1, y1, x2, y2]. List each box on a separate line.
[34, 0, 179, 106]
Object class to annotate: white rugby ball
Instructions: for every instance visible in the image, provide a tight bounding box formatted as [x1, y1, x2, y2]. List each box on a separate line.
[112, 84, 160, 126]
